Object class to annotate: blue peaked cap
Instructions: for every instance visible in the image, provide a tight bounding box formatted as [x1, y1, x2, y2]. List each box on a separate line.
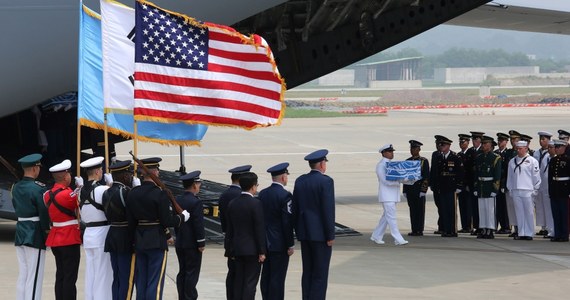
[304, 149, 328, 163]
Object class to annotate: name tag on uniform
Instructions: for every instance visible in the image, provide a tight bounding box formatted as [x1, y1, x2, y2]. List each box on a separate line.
[447, 162, 455, 167]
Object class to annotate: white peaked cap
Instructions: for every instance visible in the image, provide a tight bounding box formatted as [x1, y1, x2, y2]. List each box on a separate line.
[80, 156, 104, 169]
[49, 159, 72, 173]
[516, 141, 528, 147]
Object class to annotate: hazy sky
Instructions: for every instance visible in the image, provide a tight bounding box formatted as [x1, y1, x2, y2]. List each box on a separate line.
[500, 0, 570, 12]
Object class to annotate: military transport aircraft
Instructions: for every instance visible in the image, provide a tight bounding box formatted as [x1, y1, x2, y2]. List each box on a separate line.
[1, 0, 569, 220]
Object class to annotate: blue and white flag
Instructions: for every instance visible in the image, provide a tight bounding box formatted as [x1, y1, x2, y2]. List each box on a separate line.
[386, 161, 422, 183]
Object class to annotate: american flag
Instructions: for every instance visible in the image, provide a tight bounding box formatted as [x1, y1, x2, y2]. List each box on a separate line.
[133, 1, 285, 129]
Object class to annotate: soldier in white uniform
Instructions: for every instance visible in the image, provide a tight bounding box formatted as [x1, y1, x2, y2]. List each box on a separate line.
[79, 156, 113, 300]
[533, 131, 554, 237]
[371, 144, 408, 246]
[507, 141, 541, 240]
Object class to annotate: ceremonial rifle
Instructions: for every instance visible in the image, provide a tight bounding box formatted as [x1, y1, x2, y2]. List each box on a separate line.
[129, 151, 183, 214]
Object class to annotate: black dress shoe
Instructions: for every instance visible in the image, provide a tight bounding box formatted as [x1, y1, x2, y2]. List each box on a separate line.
[458, 229, 470, 233]
[536, 229, 547, 236]
[434, 230, 442, 235]
[508, 232, 518, 238]
[550, 237, 560, 242]
[487, 233, 495, 239]
[496, 228, 511, 234]
[514, 236, 521, 240]
[470, 230, 478, 236]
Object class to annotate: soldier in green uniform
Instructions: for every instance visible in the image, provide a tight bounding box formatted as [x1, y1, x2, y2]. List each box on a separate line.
[473, 136, 502, 239]
[403, 140, 429, 236]
[12, 153, 50, 300]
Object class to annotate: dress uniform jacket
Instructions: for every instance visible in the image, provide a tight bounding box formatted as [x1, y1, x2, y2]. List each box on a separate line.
[402, 156, 429, 196]
[175, 192, 206, 249]
[429, 151, 464, 193]
[226, 193, 266, 256]
[548, 154, 569, 199]
[292, 170, 336, 242]
[126, 181, 183, 251]
[258, 183, 294, 252]
[13, 177, 50, 249]
[43, 183, 81, 247]
[102, 182, 134, 253]
[473, 152, 501, 197]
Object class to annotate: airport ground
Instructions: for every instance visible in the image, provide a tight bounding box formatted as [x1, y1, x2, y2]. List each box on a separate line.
[2, 106, 570, 299]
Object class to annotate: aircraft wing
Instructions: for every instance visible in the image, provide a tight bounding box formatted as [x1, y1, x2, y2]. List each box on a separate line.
[447, 2, 570, 35]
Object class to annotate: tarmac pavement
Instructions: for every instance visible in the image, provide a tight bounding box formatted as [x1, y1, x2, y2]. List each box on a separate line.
[2, 106, 570, 299]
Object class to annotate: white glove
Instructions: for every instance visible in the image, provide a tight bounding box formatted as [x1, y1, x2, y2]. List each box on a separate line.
[455, 189, 462, 194]
[532, 190, 539, 196]
[74, 176, 84, 188]
[490, 192, 497, 197]
[473, 191, 478, 197]
[132, 177, 141, 187]
[419, 192, 426, 197]
[104, 173, 113, 186]
[402, 193, 407, 199]
[500, 188, 505, 193]
[181, 210, 190, 222]
[465, 186, 470, 192]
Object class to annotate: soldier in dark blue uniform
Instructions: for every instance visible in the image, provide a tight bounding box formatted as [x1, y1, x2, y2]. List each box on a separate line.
[403, 140, 429, 236]
[13, 153, 50, 300]
[430, 135, 445, 234]
[292, 149, 335, 300]
[548, 140, 570, 242]
[494, 132, 511, 234]
[456, 134, 473, 233]
[102, 160, 138, 300]
[429, 136, 464, 237]
[258, 163, 295, 300]
[218, 164, 251, 300]
[175, 171, 206, 300]
[226, 172, 266, 300]
[125, 157, 190, 300]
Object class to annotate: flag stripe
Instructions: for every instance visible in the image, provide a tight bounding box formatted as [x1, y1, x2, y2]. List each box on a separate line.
[135, 80, 282, 110]
[135, 90, 281, 118]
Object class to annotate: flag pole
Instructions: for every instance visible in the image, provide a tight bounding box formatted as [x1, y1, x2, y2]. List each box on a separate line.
[133, 119, 138, 174]
[104, 113, 110, 170]
[179, 146, 186, 174]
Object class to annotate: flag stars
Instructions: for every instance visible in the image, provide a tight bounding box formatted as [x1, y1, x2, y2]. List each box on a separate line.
[176, 60, 181, 65]
[153, 56, 160, 62]
[198, 62, 204, 68]
[199, 50, 205, 56]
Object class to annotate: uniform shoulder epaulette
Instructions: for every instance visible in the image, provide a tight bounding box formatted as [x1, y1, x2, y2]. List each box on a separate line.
[34, 181, 46, 187]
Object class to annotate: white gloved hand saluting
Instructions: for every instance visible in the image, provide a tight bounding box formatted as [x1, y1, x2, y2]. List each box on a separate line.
[132, 177, 141, 187]
[181, 210, 190, 222]
[104, 173, 113, 186]
[74, 176, 84, 188]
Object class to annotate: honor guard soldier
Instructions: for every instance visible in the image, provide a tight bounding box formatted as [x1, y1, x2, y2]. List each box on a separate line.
[429, 136, 464, 237]
[126, 157, 191, 300]
[226, 172, 266, 300]
[219, 164, 251, 300]
[259, 163, 295, 300]
[473, 136, 502, 239]
[495, 133, 511, 234]
[430, 135, 446, 234]
[534, 131, 554, 237]
[505, 130, 522, 237]
[456, 134, 474, 233]
[43, 159, 82, 300]
[13, 154, 50, 300]
[548, 140, 570, 242]
[102, 160, 139, 300]
[372, 144, 409, 245]
[79, 156, 112, 300]
[403, 140, 430, 236]
[467, 131, 484, 235]
[292, 149, 335, 300]
[558, 129, 570, 156]
[175, 171, 206, 300]
[507, 141, 541, 240]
